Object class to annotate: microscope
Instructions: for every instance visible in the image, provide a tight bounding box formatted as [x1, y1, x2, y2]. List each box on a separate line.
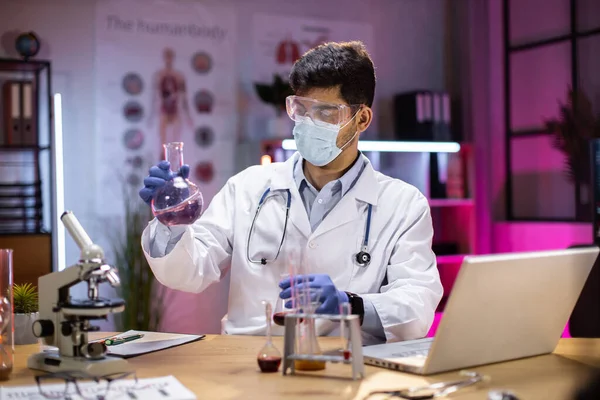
[27, 211, 131, 375]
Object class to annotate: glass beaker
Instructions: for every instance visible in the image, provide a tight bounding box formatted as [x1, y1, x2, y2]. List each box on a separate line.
[151, 142, 204, 226]
[294, 288, 326, 371]
[273, 273, 298, 327]
[0, 250, 13, 381]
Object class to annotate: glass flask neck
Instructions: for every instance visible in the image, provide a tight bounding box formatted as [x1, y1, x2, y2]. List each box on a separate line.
[164, 142, 184, 172]
[265, 301, 273, 341]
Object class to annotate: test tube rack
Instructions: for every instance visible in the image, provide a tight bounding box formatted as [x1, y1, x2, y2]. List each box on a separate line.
[282, 313, 365, 380]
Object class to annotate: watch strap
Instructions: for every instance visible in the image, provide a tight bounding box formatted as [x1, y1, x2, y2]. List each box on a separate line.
[344, 291, 365, 326]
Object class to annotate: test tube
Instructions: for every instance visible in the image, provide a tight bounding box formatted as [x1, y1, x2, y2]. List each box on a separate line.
[286, 249, 298, 307]
[340, 302, 351, 361]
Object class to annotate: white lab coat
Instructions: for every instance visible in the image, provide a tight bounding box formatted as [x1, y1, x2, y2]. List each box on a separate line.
[141, 152, 443, 344]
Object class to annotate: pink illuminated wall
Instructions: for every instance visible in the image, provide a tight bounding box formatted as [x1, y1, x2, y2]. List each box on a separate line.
[507, 20, 575, 220]
[483, 0, 598, 236]
[428, 0, 600, 340]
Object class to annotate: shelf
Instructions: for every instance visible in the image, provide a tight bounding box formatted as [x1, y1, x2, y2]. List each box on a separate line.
[0, 231, 50, 236]
[0, 58, 50, 72]
[280, 139, 462, 153]
[428, 198, 473, 207]
[0, 145, 50, 151]
[0, 181, 41, 188]
[0, 57, 53, 272]
[436, 254, 468, 264]
[508, 218, 587, 223]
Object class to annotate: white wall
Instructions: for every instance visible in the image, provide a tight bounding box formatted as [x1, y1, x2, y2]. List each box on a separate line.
[0, 0, 447, 334]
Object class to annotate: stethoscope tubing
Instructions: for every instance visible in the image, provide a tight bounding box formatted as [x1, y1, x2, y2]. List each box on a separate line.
[246, 187, 372, 266]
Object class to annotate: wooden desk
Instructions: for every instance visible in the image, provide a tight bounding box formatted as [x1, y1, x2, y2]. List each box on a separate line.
[4, 335, 600, 399]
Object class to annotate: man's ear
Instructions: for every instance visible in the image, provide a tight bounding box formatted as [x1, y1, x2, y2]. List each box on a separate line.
[357, 107, 373, 133]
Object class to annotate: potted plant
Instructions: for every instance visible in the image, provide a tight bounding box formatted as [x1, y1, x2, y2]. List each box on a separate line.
[545, 88, 600, 221]
[109, 181, 168, 332]
[254, 74, 294, 138]
[13, 283, 38, 344]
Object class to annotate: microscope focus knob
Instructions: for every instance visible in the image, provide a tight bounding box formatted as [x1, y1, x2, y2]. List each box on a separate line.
[81, 342, 107, 359]
[32, 319, 54, 338]
[61, 322, 73, 336]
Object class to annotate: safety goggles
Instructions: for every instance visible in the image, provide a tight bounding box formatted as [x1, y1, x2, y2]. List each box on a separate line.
[285, 95, 362, 128]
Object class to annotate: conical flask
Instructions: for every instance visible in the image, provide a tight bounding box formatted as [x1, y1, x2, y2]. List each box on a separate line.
[152, 142, 203, 225]
[257, 300, 282, 373]
[294, 287, 326, 371]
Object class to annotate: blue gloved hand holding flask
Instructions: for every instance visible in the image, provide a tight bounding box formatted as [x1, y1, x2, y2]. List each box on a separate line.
[139, 161, 190, 205]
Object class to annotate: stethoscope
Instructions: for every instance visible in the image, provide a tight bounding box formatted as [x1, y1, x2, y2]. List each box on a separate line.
[246, 187, 373, 267]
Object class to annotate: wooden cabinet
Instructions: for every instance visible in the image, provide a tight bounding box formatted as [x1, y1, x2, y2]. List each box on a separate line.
[0, 234, 51, 286]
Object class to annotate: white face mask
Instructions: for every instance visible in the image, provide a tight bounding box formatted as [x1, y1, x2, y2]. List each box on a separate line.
[292, 115, 359, 166]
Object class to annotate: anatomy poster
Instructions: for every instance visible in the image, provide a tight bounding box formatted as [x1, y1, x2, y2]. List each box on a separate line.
[252, 13, 374, 86]
[94, 0, 237, 217]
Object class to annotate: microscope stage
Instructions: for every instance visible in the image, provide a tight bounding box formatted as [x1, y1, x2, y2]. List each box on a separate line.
[60, 298, 125, 316]
[64, 298, 125, 308]
[62, 305, 125, 317]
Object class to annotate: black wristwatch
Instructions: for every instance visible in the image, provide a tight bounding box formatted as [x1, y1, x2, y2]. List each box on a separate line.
[345, 292, 365, 326]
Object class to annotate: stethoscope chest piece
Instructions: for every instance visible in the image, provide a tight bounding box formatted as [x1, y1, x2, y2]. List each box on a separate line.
[355, 249, 371, 267]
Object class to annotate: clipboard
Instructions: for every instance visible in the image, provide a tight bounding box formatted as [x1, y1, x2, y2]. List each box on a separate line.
[97, 330, 205, 359]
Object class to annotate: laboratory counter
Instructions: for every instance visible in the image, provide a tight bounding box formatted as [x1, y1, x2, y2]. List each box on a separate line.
[5, 333, 600, 399]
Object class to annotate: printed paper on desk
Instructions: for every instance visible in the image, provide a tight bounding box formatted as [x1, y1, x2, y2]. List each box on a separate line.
[104, 330, 205, 358]
[351, 371, 430, 400]
[0, 375, 196, 400]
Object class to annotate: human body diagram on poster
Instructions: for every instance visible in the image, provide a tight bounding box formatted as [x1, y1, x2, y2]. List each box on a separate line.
[147, 48, 194, 157]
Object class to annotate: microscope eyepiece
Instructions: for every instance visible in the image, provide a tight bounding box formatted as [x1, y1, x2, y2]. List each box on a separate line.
[61, 211, 94, 251]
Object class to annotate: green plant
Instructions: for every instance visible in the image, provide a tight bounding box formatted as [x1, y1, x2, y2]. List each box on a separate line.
[545, 88, 600, 185]
[13, 283, 38, 314]
[254, 74, 294, 116]
[110, 182, 168, 332]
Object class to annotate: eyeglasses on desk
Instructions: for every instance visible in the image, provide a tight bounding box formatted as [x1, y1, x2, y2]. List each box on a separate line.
[33, 370, 146, 399]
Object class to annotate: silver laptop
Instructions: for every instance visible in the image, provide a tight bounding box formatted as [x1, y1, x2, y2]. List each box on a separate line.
[362, 246, 599, 375]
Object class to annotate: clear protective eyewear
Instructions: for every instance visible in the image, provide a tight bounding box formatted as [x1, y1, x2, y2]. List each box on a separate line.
[285, 95, 362, 128]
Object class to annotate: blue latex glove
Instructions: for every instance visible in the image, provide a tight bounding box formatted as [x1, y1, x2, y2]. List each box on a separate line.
[279, 274, 349, 314]
[138, 160, 190, 205]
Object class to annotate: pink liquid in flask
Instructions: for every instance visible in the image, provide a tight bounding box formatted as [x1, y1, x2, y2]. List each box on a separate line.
[152, 142, 203, 225]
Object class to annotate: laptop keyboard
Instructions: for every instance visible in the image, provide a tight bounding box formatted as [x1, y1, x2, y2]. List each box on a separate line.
[391, 342, 432, 358]
[392, 349, 430, 358]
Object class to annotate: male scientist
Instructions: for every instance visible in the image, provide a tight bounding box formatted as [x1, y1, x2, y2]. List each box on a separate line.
[139, 41, 443, 345]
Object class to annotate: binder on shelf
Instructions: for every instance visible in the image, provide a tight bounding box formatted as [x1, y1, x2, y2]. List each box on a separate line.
[428, 149, 468, 200]
[2, 80, 36, 146]
[393, 90, 453, 142]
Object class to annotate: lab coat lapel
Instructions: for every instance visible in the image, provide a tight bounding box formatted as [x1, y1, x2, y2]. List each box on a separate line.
[311, 156, 380, 240]
[269, 152, 311, 238]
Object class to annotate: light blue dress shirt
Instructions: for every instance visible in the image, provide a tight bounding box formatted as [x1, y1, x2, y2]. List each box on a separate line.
[149, 153, 386, 341]
[292, 154, 385, 341]
[293, 154, 364, 231]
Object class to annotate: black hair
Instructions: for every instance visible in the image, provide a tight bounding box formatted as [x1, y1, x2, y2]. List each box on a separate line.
[289, 41, 376, 107]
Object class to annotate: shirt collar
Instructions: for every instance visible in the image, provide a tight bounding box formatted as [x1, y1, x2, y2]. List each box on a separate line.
[293, 152, 366, 196]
